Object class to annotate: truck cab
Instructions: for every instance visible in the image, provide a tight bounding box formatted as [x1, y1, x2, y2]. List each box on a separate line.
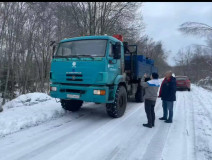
[50, 35, 157, 118]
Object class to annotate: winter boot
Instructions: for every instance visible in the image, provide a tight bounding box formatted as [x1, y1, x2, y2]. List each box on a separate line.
[143, 123, 152, 128]
[164, 120, 172, 123]
[159, 117, 167, 120]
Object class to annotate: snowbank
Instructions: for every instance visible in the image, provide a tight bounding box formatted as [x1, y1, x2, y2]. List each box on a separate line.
[197, 76, 212, 90]
[191, 85, 212, 159]
[3, 92, 52, 109]
[0, 93, 65, 137]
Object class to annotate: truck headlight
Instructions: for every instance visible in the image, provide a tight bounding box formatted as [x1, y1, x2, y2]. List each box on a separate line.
[50, 86, 57, 91]
[93, 90, 106, 95]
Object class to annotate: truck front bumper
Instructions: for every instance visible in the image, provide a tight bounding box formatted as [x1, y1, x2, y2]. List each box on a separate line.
[50, 84, 112, 103]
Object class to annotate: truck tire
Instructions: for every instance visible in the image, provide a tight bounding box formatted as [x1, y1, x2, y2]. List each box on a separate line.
[106, 86, 127, 118]
[188, 88, 191, 91]
[61, 99, 83, 112]
[135, 85, 144, 102]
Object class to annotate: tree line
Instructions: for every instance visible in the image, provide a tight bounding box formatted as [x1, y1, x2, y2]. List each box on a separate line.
[0, 2, 169, 105]
[173, 22, 212, 82]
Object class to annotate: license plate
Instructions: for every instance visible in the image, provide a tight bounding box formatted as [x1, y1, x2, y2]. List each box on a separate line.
[67, 94, 80, 99]
[177, 82, 184, 84]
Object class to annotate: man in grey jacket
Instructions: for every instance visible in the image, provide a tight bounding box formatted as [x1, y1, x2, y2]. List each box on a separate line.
[141, 72, 160, 128]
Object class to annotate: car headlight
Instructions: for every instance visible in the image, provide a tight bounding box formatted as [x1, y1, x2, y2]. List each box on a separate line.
[50, 86, 57, 91]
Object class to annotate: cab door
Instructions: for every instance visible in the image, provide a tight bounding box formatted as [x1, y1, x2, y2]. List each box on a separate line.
[107, 41, 121, 84]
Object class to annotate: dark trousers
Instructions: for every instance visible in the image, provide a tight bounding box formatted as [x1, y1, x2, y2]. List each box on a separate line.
[144, 99, 156, 126]
[162, 100, 174, 121]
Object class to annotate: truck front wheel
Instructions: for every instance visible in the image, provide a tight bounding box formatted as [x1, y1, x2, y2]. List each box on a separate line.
[61, 99, 83, 112]
[106, 86, 127, 118]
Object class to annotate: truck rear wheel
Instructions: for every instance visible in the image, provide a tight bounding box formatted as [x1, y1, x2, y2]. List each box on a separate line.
[135, 85, 144, 102]
[61, 99, 83, 112]
[106, 86, 127, 118]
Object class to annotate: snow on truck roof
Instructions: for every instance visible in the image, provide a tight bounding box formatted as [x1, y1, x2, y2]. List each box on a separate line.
[60, 35, 121, 43]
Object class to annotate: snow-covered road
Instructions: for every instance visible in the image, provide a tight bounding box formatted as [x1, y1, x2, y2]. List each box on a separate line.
[0, 85, 211, 160]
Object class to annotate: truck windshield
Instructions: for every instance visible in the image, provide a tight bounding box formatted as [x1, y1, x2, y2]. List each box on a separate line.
[55, 39, 107, 58]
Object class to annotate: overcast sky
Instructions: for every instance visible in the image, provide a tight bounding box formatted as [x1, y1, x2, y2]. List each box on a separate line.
[141, 2, 212, 66]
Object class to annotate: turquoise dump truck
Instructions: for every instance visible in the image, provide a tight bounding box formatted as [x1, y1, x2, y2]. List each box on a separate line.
[50, 35, 158, 118]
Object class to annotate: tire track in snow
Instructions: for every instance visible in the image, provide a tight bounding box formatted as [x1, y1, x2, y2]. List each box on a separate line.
[193, 88, 212, 123]
[0, 105, 92, 146]
[101, 100, 163, 160]
[191, 86, 212, 160]
[48, 102, 148, 160]
[86, 99, 166, 160]
[0, 102, 93, 138]
[1, 102, 143, 160]
[0, 103, 103, 144]
[1, 109, 108, 160]
[43, 100, 162, 160]
[0, 103, 114, 160]
[189, 90, 197, 160]
[3, 86, 210, 160]
[160, 90, 198, 160]
[140, 92, 180, 160]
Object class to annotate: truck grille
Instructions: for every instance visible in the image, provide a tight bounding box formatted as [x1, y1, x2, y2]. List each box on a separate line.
[60, 89, 85, 94]
[66, 73, 83, 81]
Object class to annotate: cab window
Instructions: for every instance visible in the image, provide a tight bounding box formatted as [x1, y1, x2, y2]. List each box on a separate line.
[109, 43, 114, 57]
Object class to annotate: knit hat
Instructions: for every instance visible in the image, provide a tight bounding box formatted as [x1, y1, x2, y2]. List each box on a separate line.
[152, 72, 159, 79]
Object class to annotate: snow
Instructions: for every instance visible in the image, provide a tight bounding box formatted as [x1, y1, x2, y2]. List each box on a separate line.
[3, 92, 52, 109]
[0, 93, 66, 137]
[197, 76, 212, 90]
[161, 85, 212, 160]
[191, 85, 212, 160]
[0, 85, 211, 160]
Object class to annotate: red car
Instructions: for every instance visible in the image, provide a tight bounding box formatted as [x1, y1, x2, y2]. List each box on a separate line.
[176, 76, 191, 91]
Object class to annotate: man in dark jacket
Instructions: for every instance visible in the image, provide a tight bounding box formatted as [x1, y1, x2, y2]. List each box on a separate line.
[158, 71, 176, 123]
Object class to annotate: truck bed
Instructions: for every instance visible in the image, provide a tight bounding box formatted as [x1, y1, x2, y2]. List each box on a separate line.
[124, 55, 157, 79]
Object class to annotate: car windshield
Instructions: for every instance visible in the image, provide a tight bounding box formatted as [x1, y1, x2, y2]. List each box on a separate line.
[176, 77, 187, 80]
[55, 39, 107, 58]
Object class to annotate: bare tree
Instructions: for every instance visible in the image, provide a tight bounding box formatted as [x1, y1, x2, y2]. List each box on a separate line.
[179, 22, 212, 38]
[63, 2, 144, 39]
[0, 2, 147, 106]
[177, 21, 212, 82]
[0, 2, 172, 110]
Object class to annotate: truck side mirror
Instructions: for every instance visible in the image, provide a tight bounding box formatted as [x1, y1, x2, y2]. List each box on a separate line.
[50, 41, 56, 58]
[50, 41, 59, 59]
[113, 42, 121, 59]
[123, 42, 129, 54]
[52, 45, 56, 58]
